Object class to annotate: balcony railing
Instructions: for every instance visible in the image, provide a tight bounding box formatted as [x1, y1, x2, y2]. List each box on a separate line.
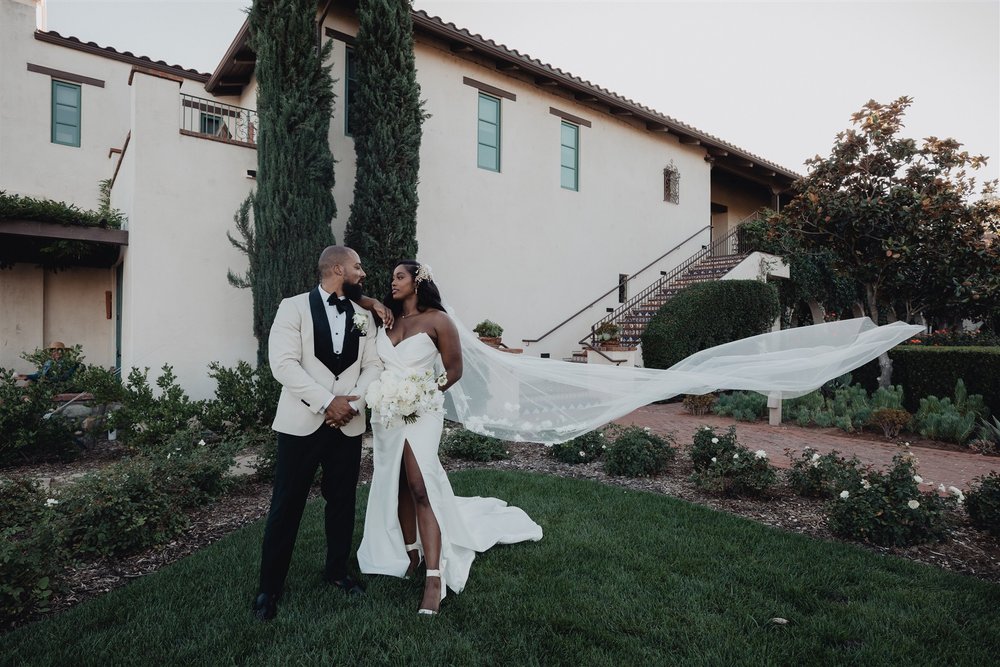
[179, 94, 258, 147]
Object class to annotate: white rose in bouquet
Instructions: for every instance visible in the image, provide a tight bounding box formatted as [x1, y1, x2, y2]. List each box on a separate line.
[366, 369, 444, 429]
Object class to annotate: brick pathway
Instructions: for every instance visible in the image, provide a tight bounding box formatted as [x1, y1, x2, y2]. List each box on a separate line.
[615, 403, 999, 491]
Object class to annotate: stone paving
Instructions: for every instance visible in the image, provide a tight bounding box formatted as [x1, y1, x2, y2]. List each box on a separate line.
[615, 402, 999, 491]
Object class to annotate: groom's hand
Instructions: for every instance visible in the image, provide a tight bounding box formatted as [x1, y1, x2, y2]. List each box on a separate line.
[325, 395, 359, 428]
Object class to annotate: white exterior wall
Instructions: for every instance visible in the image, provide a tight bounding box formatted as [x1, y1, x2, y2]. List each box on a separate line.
[0, 265, 44, 373]
[116, 71, 257, 399]
[0, 0, 128, 208]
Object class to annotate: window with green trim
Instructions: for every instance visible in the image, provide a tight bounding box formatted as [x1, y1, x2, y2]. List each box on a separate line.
[345, 47, 358, 136]
[477, 93, 500, 171]
[560, 121, 579, 191]
[51, 80, 81, 147]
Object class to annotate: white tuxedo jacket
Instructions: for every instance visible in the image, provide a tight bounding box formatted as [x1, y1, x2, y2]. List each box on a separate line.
[268, 290, 382, 437]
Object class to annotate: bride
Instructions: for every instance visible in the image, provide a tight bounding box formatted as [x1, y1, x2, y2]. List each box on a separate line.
[357, 260, 543, 615]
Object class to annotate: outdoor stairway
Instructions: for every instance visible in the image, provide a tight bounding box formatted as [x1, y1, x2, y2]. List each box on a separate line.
[565, 251, 748, 363]
[617, 253, 748, 346]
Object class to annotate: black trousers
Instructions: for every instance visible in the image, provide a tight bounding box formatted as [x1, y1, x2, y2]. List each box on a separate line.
[257, 424, 362, 595]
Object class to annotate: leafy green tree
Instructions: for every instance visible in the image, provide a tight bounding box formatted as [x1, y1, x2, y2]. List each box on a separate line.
[229, 0, 337, 365]
[345, 0, 425, 297]
[775, 97, 999, 385]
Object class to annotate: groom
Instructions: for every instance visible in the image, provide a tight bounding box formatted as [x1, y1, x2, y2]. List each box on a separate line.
[253, 245, 383, 622]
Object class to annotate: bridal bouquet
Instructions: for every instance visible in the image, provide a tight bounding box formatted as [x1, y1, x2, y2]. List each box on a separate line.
[365, 369, 445, 429]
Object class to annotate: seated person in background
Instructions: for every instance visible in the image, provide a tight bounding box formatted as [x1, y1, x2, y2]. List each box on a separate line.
[17, 341, 78, 384]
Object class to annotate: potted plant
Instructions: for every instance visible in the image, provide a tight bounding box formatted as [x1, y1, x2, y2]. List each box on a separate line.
[593, 322, 620, 348]
[473, 320, 504, 347]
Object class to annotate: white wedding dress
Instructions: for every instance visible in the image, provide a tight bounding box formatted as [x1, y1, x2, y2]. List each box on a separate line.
[357, 329, 544, 600]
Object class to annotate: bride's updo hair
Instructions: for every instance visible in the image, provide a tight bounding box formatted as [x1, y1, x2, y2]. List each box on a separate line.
[385, 259, 447, 318]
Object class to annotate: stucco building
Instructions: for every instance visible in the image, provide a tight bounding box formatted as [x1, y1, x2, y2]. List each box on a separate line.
[1, 0, 795, 397]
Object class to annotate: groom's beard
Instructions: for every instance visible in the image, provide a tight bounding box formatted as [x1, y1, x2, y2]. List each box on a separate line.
[343, 280, 363, 302]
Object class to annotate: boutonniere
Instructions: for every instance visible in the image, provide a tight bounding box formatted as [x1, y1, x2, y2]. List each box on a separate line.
[352, 312, 369, 335]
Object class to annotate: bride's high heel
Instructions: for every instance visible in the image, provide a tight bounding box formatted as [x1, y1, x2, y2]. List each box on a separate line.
[405, 543, 422, 579]
[417, 568, 442, 616]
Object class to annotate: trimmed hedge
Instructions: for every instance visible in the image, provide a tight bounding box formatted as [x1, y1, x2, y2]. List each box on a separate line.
[642, 280, 780, 369]
[854, 347, 1000, 417]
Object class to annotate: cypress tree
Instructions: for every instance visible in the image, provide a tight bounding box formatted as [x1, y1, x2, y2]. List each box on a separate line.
[230, 0, 337, 365]
[345, 0, 424, 297]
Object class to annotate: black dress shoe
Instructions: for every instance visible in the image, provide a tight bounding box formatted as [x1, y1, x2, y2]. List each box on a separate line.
[326, 574, 365, 597]
[252, 592, 279, 621]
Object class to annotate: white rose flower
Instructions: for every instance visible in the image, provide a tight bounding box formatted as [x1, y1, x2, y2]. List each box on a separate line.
[711, 457, 717, 463]
[198, 439, 206, 446]
[644, 427, 651, 433]
[811, 453, 821, 462]
[907, 499, 920, 510]
[601, 444, 607, 449]
[45, 498, 59, 507]
[913, 475, 923, 483]
[755, 449, 767, 459]
[579, 451, 586, 457]
[839, 490, 850, 499]
[711, 437, 719, 444]
[732, 453, 739, 460]
[938, 484, 947, 493]
[862, 479, 871, 489]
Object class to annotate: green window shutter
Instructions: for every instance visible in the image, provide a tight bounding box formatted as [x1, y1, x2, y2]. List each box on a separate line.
[345, 47, 357, 136]
[51, 80, 81, 147]
[477, 93, 500, 171]
[560, 121, 578, 191]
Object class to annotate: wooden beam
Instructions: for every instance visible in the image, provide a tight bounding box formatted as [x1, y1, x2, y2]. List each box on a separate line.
[0, 219, 128, 245]
[574, 93, 598, 102]
[679, 136, 701, 145]
[707, 147, 729, 157]
[646, 122, 671, 133]
[535, 77, 559, 86]
[496, 62, 520, 72]
[450, 43, 475, 53]
[609, 108, 633, 117]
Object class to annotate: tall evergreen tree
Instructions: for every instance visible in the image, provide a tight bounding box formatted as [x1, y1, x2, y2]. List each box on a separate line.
[345, 0, 424, 297]
[229, 0, 337, 365]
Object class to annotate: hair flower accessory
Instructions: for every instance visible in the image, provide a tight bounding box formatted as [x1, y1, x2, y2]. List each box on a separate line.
[415, 263, 434, 284]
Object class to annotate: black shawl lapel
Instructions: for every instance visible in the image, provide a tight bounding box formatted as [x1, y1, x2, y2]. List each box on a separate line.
[309, 287, 338, 374]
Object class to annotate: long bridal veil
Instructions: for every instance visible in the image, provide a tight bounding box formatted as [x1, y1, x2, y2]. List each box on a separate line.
[441, 310, 922, 445]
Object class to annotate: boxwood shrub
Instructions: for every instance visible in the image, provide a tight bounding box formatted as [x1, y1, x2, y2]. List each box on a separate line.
[641, 280, 780, 370]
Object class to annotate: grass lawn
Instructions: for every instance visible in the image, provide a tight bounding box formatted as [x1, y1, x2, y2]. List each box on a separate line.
[2, 470, 998, 665]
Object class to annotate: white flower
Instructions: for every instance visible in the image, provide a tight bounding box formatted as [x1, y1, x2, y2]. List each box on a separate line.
[352, 312, 369, 335]
[755, 449, 767, 459]
[938, 484, 947, 493]
[436, 371, 448, 387]
[907, 499, 920, 510]
[167, 453, 171, 460]
[598, 432, 604, 438]
[415, 263, 434, 284]
[913, 475, 923, 483]
[702, 425, 711, 431]
[601, 444, 606, 449]
[198, 439, 206, 446]
[579, 451, 586, 457]
[45, 498, 59, 507]
[644, 427, 651, 433]
[711, 457, 717, 463]
[811, 453, 821, 462]
[862, 479, 871, 489]
[839, 490, 850, 499]
[948, 486, 965, 503]
[711, 437, 719, 444]
[732, 453, 739, 460]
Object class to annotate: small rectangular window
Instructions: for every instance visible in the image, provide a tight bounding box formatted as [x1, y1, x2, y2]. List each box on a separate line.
[200, 113, 222, 135]
[345, 47, 358, 136]
[51, 80, 81, 147]
[477, 93, 500, 171]
[664, 166, 680, 204]
[560, 121, 579, 190]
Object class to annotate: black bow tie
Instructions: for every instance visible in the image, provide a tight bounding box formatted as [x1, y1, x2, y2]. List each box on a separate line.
[328, 295, 352, 314]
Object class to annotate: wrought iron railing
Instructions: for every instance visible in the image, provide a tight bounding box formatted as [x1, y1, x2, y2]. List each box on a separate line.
[179, 94, 258, 146]
[521, 225, 710, 344]
[582, 211, 763, 346]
